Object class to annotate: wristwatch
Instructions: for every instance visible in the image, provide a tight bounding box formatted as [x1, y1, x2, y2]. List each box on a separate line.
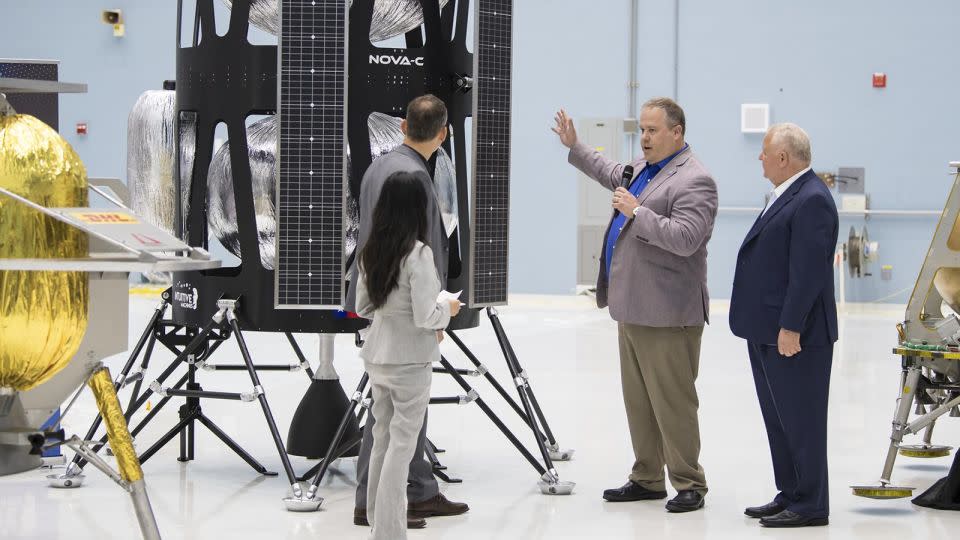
[632, 206, 641, 218]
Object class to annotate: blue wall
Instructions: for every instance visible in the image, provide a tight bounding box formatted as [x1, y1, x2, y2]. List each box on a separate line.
[675, 0, 960, 302]
[523, 0, 960, 302]
[512, 0, 632, 295]
[2, 1, 957, 301]
[1, 2, 178, 178]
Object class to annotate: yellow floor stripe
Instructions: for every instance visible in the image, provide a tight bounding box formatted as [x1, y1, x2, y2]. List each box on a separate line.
[128, 286, 168, 297]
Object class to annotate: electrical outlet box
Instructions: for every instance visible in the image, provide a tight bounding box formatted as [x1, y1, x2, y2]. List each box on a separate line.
[841, 194, 868, 212]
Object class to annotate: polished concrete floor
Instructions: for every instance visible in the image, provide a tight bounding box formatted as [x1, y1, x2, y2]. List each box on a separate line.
[2, 294, 960, 539]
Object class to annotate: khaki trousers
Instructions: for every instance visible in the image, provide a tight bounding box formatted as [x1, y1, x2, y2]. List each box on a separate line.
[618, 323, 707, 494]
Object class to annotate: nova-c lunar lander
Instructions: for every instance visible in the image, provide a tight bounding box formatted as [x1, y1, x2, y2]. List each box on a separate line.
[17, 0, 573, 529]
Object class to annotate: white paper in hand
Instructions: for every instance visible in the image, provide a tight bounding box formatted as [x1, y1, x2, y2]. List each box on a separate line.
[437, 289, 464, 305]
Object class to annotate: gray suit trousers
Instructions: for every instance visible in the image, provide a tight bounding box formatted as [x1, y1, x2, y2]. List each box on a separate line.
[362, 362, 433, 540]
[355, 390, 438, 509]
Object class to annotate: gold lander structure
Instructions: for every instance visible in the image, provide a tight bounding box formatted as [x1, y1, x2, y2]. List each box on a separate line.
[853, 161, 960, 499]
[0, 86, 218, 539]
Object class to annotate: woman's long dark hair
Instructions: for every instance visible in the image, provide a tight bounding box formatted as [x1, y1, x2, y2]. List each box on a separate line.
[360, 171, 429, 310]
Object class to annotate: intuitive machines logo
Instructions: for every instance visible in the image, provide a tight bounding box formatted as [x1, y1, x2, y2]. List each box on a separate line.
[174, 283, 199, 310]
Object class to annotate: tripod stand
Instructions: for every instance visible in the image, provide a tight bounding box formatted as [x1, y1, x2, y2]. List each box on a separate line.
[55, 297, 315, 501]
[284, 307, 576, 511]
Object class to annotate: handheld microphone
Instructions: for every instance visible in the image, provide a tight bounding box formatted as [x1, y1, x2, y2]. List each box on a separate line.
[620, 165, 635, 188]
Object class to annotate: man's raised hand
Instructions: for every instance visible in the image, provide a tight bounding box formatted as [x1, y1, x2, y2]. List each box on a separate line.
[552, 109, 578, 148]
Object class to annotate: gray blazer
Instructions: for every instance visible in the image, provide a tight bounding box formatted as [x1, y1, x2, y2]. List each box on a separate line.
[569, 142, 718, 327]
[356, 242, 452, 365]
[344, 144, 449, 312]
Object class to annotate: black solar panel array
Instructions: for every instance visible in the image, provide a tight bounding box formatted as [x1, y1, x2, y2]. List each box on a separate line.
[469, 0, 513, 307]
[275, 0, 347, 308]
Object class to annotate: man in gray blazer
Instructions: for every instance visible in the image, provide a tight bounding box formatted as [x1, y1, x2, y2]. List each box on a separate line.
[553, 97, 718, 513]
[346, 95, 468, 526]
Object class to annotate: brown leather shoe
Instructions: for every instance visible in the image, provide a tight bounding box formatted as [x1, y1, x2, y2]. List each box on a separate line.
[408, 493, 470, 518]
[353, 507, 426, 529]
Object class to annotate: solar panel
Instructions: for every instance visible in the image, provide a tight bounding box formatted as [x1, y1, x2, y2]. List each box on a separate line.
[275, 0, 348, 309]
[468, 0, 512, 307]
[0, 60, 59, 131]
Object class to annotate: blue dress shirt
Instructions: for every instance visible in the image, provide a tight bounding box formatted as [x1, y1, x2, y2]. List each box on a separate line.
[604, 144, 688, 274]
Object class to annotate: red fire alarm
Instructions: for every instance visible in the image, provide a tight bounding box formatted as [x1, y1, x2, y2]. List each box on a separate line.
[76, 122, 88, 135]
[872, 73, 887, 88]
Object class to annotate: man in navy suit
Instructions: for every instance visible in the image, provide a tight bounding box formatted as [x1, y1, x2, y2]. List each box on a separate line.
[729, 123, 838, 528]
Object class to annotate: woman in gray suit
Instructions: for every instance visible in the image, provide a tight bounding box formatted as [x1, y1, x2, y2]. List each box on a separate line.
[355, 171, 461, 540]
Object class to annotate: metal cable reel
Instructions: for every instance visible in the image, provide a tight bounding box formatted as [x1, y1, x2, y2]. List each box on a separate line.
[846, 225, 878, 278]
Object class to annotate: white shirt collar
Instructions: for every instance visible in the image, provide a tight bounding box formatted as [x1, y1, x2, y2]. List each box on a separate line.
[772, 166, 811, 198]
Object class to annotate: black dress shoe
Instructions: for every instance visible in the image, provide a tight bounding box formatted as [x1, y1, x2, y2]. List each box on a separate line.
[760, 509, 828, 528]
[353, 507, 426, 529]
[602, 480, 668, 502]
[665, 490, 705, 513]
[408, 493, 470, 518]
[744, 501, 785, 518]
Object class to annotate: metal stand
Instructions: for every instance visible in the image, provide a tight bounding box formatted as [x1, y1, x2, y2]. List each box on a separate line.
[55, 298, 308, 501]
[140, 358, 276, 476]
[294, 372, 370, 480]
[54, 296, 189, 481]
[284, 372, 371, 511]
[446, 316, 574, 462]
[428, 308, 574, 494]
[286, 351, 558, 513]
[424, 437, 460, 483]
[48, 365, 163, 540]
[484, 307, 574, 493]
[61, 435, 161, 540]
[283, 304, 576, 512]
[59, 314, 231, 479]
[854, 353, 960, 499]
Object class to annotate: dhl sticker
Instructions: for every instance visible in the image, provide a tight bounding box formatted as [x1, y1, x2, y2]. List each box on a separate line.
[71, 211, 140, 224]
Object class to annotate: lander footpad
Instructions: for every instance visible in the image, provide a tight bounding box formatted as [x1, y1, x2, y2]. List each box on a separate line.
[47, 473, 85, 489]
[899, 445, 953, 458]
[851, 484, 916, 499]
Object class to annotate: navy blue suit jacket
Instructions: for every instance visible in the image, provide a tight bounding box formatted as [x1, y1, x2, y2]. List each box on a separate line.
[729, 170, 839, 346]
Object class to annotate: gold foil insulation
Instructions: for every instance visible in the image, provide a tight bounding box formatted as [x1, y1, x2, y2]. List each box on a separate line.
[87, 368, 143, 483]
[0, 114, 89, 391]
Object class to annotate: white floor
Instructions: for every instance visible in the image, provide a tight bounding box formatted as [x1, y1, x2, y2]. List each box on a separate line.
[2, 295, 960, 539]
